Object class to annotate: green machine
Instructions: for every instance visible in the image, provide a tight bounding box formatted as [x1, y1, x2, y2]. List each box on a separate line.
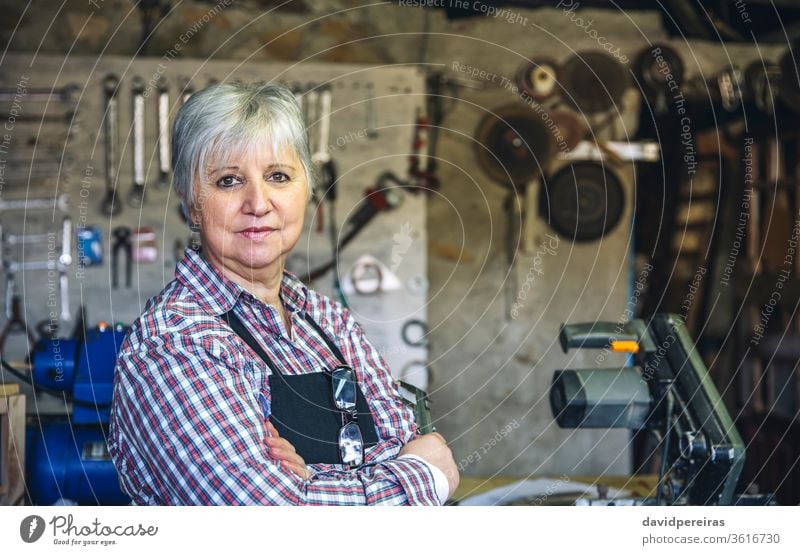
[550, 313, 748, 505]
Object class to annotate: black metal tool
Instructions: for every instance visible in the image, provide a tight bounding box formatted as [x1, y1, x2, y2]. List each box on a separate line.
[300, 172, 405, 283]
[0, 294, 35, 356]
[101, 74, 121, 216]
[111, 226, 132, 289]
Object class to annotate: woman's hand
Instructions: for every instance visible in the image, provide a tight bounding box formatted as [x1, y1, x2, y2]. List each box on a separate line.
[265, 420, 312, 480]
[399, 432, 460, 497]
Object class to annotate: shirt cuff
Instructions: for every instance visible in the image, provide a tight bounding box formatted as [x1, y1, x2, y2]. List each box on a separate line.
[396, 454, 450, 504]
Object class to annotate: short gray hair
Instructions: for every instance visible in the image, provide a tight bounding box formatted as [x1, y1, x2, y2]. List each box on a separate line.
[171, 81, 313, 222]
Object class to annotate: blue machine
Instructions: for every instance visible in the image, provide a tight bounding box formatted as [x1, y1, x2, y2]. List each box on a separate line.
[26, 323, 130, 505]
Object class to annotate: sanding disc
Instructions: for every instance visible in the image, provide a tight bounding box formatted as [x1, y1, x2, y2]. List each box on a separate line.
[474, 103, 556, 189]
[560, 51, 629, 114]
[542, 162, 625, 242]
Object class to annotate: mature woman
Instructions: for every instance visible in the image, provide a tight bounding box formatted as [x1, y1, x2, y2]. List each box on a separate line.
[107, 82, 459, 505]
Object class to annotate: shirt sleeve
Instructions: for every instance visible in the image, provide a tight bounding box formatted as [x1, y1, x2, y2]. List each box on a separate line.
[109, 329, 441, 506]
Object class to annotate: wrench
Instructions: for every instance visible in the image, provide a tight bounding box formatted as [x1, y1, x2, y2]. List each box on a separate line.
[60, 216, 72, 320]
[304, 84, 319, 158]
[0, 193, 69, 212]
[2, 217, 72, 320]
[3, 218, 72, 272]
[157, 77, 170, 189]
[311, 84, 332, 165]
[0, 83, 80, 104]
[101, 74, 121, 216]
[310, 85, 333, 233]
[128, 76, 146, 208]
[0, 110, 77, 124]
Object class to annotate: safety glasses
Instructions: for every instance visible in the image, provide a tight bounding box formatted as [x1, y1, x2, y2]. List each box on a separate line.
[331, 365, 363, 467]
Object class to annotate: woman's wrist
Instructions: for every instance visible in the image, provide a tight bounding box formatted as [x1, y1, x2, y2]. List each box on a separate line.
[396, 453, 450, 504]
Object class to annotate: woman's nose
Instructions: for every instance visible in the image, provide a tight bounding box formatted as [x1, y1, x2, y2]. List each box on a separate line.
[242, 181, 271, 215]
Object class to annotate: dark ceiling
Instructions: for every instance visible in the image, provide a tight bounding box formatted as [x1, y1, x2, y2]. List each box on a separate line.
[434, 0, 800, 44]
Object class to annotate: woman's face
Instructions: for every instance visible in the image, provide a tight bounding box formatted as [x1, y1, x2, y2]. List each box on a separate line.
[190, 142, 308, 279]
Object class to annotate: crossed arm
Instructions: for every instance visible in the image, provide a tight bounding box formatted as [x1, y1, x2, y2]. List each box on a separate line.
[109, 321, 446, 505]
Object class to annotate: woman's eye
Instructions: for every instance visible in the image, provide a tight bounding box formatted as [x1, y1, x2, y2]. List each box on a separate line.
[217, 175, 242, 187]
[269, 172, 290, 183]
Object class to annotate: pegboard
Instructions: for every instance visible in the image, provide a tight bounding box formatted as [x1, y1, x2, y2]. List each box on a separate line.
[0, 53, 429, 414]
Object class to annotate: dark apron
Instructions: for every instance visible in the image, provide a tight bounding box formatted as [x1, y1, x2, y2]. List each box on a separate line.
[222, 309, 379, 465]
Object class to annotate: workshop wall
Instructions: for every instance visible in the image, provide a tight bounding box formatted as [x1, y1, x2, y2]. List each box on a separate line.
[1, 0, 786, 485]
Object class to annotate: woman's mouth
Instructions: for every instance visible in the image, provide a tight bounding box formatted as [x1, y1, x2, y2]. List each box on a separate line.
[238, 227, 277, 240]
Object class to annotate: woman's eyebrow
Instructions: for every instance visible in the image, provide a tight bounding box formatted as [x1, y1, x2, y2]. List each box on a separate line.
[208, 163, 296, 173]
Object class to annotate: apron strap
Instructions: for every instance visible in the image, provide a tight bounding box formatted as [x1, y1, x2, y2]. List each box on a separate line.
[302, 312, 348, 366]
[222, 309, 284, 376]
[221, 308, 349, 373]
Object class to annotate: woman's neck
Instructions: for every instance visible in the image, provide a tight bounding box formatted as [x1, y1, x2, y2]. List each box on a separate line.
[200, 248, 284, 308]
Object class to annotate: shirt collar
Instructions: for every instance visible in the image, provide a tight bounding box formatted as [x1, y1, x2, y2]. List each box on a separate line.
[175, 246, 309, 316]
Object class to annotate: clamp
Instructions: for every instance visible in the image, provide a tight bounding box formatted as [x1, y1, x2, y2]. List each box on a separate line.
[112, 226, 132, 288]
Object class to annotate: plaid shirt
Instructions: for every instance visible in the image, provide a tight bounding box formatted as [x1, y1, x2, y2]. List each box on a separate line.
[108, 247, 439, 505]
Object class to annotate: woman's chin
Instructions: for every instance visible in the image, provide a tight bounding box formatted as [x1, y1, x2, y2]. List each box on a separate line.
[220, 246, 279, 272]
[237, 253, 280, 271]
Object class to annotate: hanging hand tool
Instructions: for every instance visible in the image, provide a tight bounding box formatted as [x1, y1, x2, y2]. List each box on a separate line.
[350, 259, 383, 295]
[300, 172, 405, 283]
[311, 84, 333, 234]
[304, 83, 319, 155]
[0, 293, 35, 356]
[0, 193, 69, 213]
[156, 77, 170, 189]
[111, 226, 132, 289]
[401, 319, 429, 348]
[0, 110, 76, 125]
[407, 73, 449, 194]
[0, 83, 79, 104]
[1, 217, 73, 320]
[100, 74, 121, 216]
[59, 217, 72, 321]
[128, 76, 147, 208]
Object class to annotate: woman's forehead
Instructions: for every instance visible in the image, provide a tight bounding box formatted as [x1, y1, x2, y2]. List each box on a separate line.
[206, 138, 300, 169]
